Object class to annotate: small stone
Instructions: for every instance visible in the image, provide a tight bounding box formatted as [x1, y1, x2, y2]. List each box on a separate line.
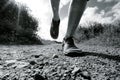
[39, 66, 43, 69]
[31, 55, 40, 58]
[7, 63, 15, 67]
[34, 55, 40, 58]
[5, 60, 16, 64]
[72, 67, 81, 74]
[51, 72, 57, 76]
[106, 49, 109, 52]
[57, 49, 61, 51]
[0, 71, 3, 76]
[13, 77, 18, 80]
[65, 70, 70, 73]
[29, 61, 36, 65]
[15, 61, 29, 68]
[63, 74, 67, 77]
[80, 71, 91, 79]
[52, 54, 59, 58]
[26, 69, 31, 73]
[34, 74, 45, 80]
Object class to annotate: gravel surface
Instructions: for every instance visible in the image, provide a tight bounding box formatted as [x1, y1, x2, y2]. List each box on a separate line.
[0, 43, 120, 80]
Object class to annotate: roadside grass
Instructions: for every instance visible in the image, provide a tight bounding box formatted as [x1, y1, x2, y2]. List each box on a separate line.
[74, 22, 120, 47]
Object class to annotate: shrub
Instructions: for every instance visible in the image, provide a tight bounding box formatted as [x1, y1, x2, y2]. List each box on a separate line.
[0, 0, 42, 44]
[74, 22, 120, 46]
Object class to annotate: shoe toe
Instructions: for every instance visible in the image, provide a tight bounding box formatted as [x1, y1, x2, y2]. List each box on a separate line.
[50, 29, 58, 39]
[64, 49, 82, 55]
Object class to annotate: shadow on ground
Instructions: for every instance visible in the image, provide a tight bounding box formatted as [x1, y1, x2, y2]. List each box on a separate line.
[66, 51, 120, 62]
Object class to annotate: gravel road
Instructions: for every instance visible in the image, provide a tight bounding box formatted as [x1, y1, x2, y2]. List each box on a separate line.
[0, 43, 120, 80]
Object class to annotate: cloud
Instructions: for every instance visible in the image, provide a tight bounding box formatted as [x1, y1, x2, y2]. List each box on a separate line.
[105, 0, 113, 2]
[97, 0, 103, 2]
[80, 0, 120, 26]
[108, 1, 120, 22]
[97, 0, 119, 2]
[79, 7, 113, 26]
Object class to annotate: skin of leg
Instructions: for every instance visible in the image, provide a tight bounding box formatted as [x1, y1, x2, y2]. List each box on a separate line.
[65, 0, 88, 38]
[50, 0, 60, 21]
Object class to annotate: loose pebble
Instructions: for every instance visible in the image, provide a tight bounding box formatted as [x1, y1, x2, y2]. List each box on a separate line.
[29, 61, 36, 65]
[52, 54, 59, 58]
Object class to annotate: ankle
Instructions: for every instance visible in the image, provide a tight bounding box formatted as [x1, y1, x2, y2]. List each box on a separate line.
[63, 37, 78, 49]
[63, 37, 75, 45]
[53, 16, 60, 21]
[64, 37, 73, 41]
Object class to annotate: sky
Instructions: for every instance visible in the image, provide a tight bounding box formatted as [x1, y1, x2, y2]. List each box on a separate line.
[14, 0, 120, 41]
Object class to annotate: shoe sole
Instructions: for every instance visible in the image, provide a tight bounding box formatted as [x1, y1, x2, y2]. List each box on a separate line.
[63, 50, 85, 57]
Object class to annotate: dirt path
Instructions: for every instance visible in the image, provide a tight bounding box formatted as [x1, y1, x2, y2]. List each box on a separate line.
[0, 44, 120, 80]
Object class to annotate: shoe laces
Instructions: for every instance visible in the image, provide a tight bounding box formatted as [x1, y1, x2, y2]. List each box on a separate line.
[64, 37, 73, 44]
[63, 37, 76, 47]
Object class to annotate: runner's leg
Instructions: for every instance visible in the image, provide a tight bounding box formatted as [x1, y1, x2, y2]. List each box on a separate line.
[50, 0, 60, 39]
[51, 0, 60, 21]
[65, 0, 88, 38]
[63, 0, 88, 55]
